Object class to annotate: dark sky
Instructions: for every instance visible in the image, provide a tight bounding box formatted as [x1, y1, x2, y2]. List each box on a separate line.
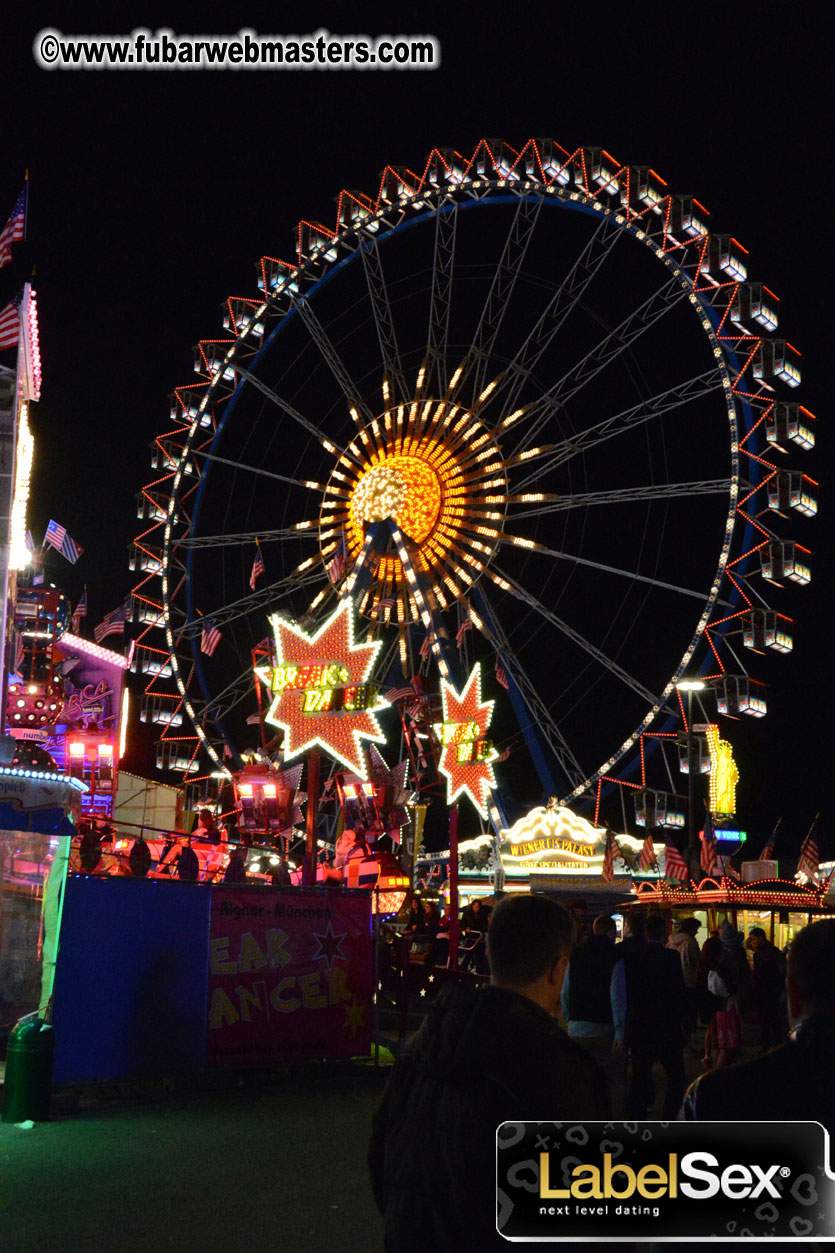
[1, 3, 831, 858]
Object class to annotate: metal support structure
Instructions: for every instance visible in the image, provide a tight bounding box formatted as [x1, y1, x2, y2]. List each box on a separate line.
[425, 201, 457, 396]
[361, 234, 410, 404]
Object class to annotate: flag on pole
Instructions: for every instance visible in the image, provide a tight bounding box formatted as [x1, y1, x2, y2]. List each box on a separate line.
[375, 596, 396, 615]
[639, 832, 656, 871]
[200, 617, 223, 657]
[700, 808, 719, 877]
[601, 830, 616, 885]
[456, 611, 473, 647]
[797, 817, 820, 882]
[44, 519, 83, 564]
[326, 531, 348, 584]
[0, 187, 27, 269]
[72, 589, 88, 633]
[25, 530, 35, 555]
[664, 842, 689, 883]
[419, 632, 432, 661]
[760, 817, 781, 862]
[495, 657, 510, 690]
[0, 295, 21, 350]
[386, 685, 414, 703]
[94, 605, 126, 644]
[249, 540, 264, 591]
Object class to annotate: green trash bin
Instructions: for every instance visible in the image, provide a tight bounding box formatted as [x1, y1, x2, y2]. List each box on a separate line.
[1, 1017, 55, 1123]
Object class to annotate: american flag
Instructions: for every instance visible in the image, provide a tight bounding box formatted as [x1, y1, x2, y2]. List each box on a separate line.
[601, 830, 616, 885]
[95, 605, 126, 644]
[456, 613, 473, 647]
[44, 519, 83, 564]
[639, 832, 656, 870]
[664, 842, 689, 882]
[326, 532, 348, 584]
[200, 617, 223, 656]
[700, 809, 719, 877]
[375, 596, 396, 615]
[759, 817, 781, 862]
[249, 541, 264, 591]
[797, 819, 820, 881]
[495, 657, 510, 690]
[72, 589, 88, 633]
[386, 685, 414, 703]
[419, 632, 432, 661]
[496, 746, 511, 762]
[0, 187, 26, 269]
[0, 294, 21, 350]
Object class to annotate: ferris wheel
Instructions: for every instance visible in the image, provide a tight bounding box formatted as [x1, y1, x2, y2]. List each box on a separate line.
[132, 138, 814, 829]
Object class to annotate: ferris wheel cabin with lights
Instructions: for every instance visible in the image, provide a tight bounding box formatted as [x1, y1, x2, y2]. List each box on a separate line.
[132, 138, 815, 889]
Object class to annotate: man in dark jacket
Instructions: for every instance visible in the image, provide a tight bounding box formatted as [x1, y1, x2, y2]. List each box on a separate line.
[561, 914, 626, 1114]
[368, 893, 608, 1252]
[683, 917, 835, 1163]
[626, 913, 687, 1119]
[749, 925, 786, 1050]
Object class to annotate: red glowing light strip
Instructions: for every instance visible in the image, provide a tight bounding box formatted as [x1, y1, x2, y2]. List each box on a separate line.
[704, 630, 726, 674]
[676, 689, 688, 731]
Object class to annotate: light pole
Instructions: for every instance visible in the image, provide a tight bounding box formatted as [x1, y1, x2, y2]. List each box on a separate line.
[676, 680, 706, 872]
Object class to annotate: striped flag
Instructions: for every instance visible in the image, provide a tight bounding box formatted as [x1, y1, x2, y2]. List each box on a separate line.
[760, 817, 781, 862]
[419, 632, 432, 661]
[200, 617, 223, 656]
[495, 657, 510, 690]
[601, 830, 616, 885]
[249, 540, 264, 591]
[496, 746, 511, 762]
[0, 187, 26, 269]
[326, 531, 348, 584]
[456, 611, 473, 647]
[375, 596, 396, 616]
[797, 818, 820, 881]
[95, 605, 126, 644]
[0, 295, 21, 350]
[72, 589, 88, 633]
[386, 685, 414, 703]
[639, 832, 656, 870]
[44, 519, 84, 564]
[664, 842, 689, 883]
[700, 809, 719, 877]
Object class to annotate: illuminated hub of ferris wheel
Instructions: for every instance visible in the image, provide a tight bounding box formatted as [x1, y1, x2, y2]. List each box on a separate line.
[131, 138, 815, 828]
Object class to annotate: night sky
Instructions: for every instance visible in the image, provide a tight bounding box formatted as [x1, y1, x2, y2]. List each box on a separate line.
[2, 3, 831, 859]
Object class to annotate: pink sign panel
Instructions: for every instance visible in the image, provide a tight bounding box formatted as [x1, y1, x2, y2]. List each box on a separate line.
[207, 888, 372, 1066]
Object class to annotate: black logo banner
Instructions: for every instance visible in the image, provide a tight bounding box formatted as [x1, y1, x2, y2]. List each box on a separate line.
[496, 1121, 835, 1241]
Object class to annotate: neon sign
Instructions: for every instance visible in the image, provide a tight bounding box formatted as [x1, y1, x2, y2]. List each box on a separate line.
[254, 598, 387, 777]
[435, 663, 497, 817]
[706, 723, 739, 816]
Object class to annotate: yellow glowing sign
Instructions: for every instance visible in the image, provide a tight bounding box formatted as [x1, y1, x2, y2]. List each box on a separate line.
[706, 723, 739, 816]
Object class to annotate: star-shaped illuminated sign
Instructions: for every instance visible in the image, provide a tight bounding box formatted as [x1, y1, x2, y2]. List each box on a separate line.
[312, 919, 348, 970]
[255, 598, 388, 778]
[435, 663, 497, 819]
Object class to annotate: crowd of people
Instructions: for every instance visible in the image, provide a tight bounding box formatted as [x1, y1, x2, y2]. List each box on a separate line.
[369, 894, 835, 1251]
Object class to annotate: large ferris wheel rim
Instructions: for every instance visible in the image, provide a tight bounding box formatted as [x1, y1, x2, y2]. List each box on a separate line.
[151, 140, 782, 796]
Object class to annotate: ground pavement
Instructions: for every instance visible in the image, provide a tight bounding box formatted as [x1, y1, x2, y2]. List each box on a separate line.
[0, 1072, 389, 1253]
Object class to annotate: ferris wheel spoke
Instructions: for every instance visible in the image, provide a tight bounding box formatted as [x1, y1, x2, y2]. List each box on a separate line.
[493, 213, 622, 419]
[425, 200, 457, 395]
[514, 369, 723, 489]
[178, 573, 322, 638]
[191, 447, 326, 491]
[177, 526, 318, 551]
[235, 363, 329, 443]
[514, 479, 732, 517]
[512, 275, 688, 448]
[453, 195, 544, 401]
[489, 565, 669, 710]
[361, 235, 410, 404]
[476, 590, 588, 789]
[501, 537, 732, 606]
[293, 295, 377, 423]
[204, 667, 263, 725]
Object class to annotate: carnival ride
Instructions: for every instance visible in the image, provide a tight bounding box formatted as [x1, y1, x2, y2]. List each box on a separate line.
[131, 138, 815, 849]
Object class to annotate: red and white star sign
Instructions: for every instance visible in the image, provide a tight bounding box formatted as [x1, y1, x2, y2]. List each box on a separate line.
[255, 599, 387, 778]
[435, 663, 498, 818]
